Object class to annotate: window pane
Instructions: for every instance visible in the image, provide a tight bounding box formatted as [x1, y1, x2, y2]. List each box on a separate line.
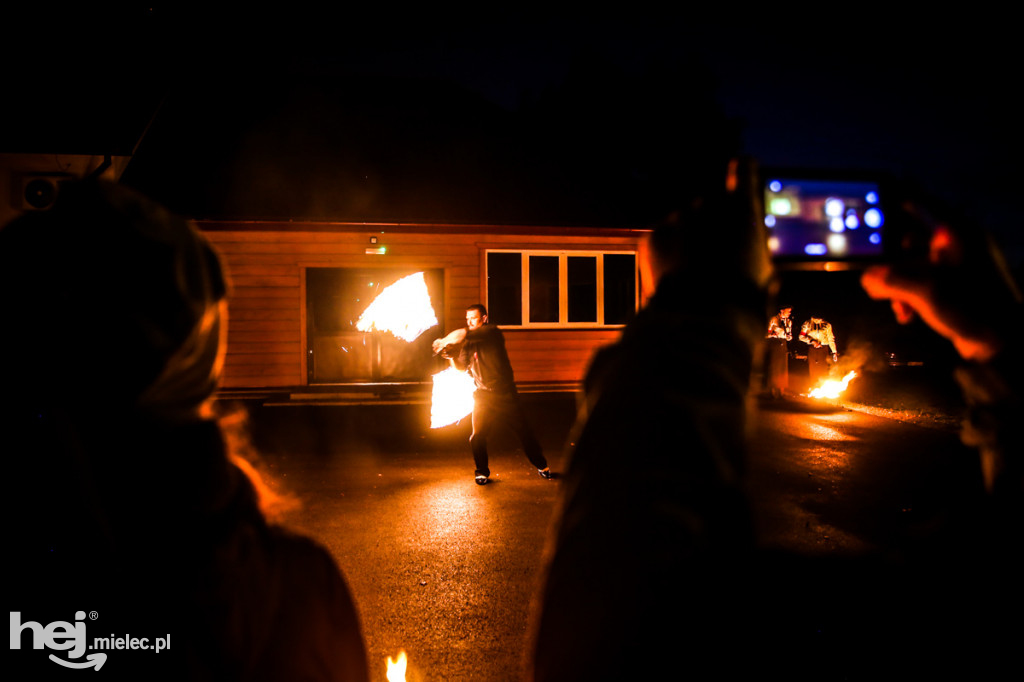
[603, 254, 636, 324]
[529, 255, 559, 323]
[567, 256, 597, 322]
[487, 252, 522, 325]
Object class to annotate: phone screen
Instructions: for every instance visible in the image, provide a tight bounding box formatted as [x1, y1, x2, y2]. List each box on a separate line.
[764, 177, 885, 260]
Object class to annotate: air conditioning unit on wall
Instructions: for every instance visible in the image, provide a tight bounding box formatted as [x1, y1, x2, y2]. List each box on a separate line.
[14, 173, 74, 211]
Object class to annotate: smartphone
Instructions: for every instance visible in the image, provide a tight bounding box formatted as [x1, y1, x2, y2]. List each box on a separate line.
[762, 171, 890, 268]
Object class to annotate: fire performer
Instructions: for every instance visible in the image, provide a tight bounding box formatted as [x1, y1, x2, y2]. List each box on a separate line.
[432, 304, 552, 484]
[799, 314, 838, 384]
[764, 306, 792, 397]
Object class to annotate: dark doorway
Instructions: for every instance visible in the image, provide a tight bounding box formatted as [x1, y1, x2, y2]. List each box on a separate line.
[306, 268, 445, 384]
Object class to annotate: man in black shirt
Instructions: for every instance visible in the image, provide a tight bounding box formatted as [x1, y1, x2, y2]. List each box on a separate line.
[433, 304, 551, 485]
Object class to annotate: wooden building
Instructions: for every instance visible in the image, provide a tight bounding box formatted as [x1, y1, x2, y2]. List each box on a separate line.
[203, 219, 646, 400]
[4, 65, 728, 403]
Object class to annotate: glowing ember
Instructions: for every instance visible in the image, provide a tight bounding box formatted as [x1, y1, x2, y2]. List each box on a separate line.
[808, 370, 857, 399]
[430, 366, 476, 428]
[356, 272, 438, 342]
[386, 650, 407, 682]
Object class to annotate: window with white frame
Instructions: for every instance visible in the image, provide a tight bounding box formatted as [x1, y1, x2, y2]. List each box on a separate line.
[485, 250, 637, 328]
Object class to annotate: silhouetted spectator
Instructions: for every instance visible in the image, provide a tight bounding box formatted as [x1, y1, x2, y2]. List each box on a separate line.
[862, 213, 1022, 502]
[530, 160, 773, 679]
[2, 180, 369, 681]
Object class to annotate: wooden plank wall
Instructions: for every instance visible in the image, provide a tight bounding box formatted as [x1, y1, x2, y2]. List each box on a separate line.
[199, 222, 643, 389]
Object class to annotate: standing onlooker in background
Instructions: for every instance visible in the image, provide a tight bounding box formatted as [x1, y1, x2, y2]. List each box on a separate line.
[765, 306, 792, 397]
[799, 315, 838, 385]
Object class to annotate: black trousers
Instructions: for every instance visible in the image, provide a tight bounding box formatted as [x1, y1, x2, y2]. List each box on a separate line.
[807, 345, 832, 385]
[470, 389, 547, 475]
[764, 338, 789, 394]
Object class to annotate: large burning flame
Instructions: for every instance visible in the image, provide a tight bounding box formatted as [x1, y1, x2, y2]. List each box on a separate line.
[430, 366, 476, 428]
[356, 272, 438, 342]
[386, 650, 407, 682]
[808, 370, 857, 399]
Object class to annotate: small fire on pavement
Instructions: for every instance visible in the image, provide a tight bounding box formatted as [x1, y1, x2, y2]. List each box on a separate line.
[386, 650, 408, 682]
[807, 370, 857, 400]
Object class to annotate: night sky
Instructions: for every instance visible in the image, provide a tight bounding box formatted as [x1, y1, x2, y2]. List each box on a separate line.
[3, 8, 1019, 264]
[348, 16, 1020, 261]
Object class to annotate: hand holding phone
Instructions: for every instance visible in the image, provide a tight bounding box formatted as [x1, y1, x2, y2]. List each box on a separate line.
[861, 223, 1018, 363]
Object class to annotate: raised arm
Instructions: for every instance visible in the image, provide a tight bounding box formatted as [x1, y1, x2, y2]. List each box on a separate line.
[431, 327, 467, 354]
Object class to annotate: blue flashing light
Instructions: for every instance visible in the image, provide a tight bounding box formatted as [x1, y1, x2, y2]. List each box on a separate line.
[830, 217, 845, 233]
[866, 191, 879, 204]
[869, 232, 882, 245]
[845, 213, 860, 229]
[769, 180, 782, 193]
[765, 215, 777, 228]
[804, 243, 828, 256]
[824, 198, 845, 217]
[865, 208, 884, 228]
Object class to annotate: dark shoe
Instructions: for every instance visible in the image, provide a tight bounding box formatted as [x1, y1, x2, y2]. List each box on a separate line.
[538, 467, 553, 480]
[475, 473, 489, 485]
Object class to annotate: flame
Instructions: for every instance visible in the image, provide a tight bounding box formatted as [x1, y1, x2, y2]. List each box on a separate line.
[808, 370, 857, 399]
[386, 650, 408, 682]
[356, 272, 438, 342]
[430, 366, 476, 428]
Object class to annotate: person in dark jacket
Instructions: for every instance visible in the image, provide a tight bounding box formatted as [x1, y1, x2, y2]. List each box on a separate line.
[529, 160, 773, 680]
[2, 179, 369, 681]
[433, 304, 552, 484]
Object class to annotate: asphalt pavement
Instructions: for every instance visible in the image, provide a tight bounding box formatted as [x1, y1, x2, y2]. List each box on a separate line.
[242, 395, 575, 682]
[237, 389, 1003, 681]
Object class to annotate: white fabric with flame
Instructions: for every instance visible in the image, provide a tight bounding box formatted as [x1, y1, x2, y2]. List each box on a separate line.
[430, 366, 476, 428]
[355, 272, 438, 342]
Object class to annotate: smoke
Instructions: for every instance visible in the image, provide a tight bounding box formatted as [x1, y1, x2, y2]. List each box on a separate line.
[833, 337, 887, 376]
